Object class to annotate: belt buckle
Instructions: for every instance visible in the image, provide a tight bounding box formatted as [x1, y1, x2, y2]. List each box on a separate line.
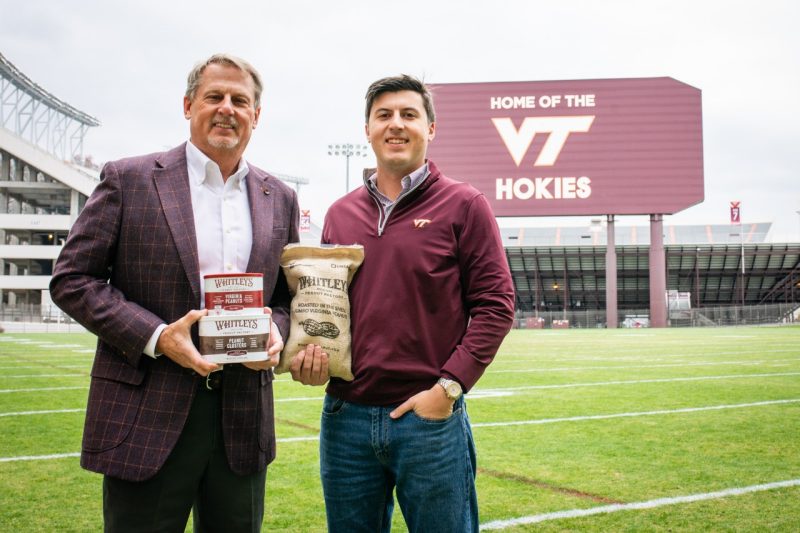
[205, 369, 223, 390]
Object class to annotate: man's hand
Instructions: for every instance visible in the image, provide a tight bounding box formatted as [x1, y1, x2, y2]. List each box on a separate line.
[390, 383, 454, 420]
[156, 309, 219, 376]
[244, 308, 283, 371]
[289, 344, 329, 386]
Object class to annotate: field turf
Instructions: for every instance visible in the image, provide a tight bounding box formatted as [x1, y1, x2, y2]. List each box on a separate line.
[1, 326, 798, 531]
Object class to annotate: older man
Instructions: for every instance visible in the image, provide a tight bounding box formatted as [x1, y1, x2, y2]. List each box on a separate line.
[50, 54, 298, 532]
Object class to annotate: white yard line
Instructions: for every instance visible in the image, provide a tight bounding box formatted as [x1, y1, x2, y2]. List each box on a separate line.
[3, 372, 793, 397]
[46, 345, 86, 348]
[0, 365, 89, 369]
[479, 478, 800, 530]
[487, 359, 800, 373]
[472, 399, 800, 428]
[496, 348, 800, 363]
[0, 435, 322, 462]
[0, 356, 95, 363]
[474, 372, 800, 394]
[5, 398, 798, 462]
[0, 386, 88, 394]
[275, 396, 322, 403]
[0, 453, 80, 463]
[0, 400, 319, 416]
[277, 436, 320, 443]
[0, 409, 84, 417]
[1, 374, 87, 378]
[469, 391, 516, 399]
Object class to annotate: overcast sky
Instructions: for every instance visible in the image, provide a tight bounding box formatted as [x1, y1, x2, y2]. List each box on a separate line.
[2, 0, 798, 240]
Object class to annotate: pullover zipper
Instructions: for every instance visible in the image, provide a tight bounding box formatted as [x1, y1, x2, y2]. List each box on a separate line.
[366, 172, 430, 237]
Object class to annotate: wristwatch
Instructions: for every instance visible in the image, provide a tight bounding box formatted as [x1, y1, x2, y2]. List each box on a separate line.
[437, 378, 462, 401]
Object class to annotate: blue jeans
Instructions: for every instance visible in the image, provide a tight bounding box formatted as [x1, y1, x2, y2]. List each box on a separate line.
[320, 394, 478, 533]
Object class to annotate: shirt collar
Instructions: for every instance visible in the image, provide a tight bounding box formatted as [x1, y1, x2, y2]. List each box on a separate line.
[185, 141, 249, 191]
[367, 162, 429, 201]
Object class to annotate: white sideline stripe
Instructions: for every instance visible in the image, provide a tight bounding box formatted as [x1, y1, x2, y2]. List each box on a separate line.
[479, 478, 800, 530]
[0, 408, 84, 417]
[472, 399, 800, 428]
[474, 372, 800, 393]
[0, 386, 88, 393]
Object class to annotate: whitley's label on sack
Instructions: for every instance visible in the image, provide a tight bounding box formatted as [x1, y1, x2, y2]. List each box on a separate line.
[278, 244, 364, 380]
[198, 312, 271, 363]
[204, 273, 263, 315]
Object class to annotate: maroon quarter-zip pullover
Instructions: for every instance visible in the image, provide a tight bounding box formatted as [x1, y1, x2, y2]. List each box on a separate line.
[322, 160, 515, 405]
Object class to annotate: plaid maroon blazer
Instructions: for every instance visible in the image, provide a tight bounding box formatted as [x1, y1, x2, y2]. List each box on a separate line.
[50, 143, 299, 481]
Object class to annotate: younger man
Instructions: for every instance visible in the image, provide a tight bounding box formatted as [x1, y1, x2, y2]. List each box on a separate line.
[292, 75, 515, 532]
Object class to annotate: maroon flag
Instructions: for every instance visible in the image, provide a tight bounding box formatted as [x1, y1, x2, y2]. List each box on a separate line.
[730, 201, 741, 224]
[300, 210, 311, 233]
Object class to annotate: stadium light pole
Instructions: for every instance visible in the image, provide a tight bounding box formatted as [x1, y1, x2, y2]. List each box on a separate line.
[796, 210, 800, 240]
[328, 143, 369, 194]
[553, 281, 566, 321]
[729, 224, 745, 310]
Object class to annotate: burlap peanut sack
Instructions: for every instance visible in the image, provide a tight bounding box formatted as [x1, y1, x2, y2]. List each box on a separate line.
[277, 244, 364, 380]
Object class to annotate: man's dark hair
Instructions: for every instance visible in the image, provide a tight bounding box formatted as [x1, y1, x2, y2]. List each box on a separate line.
[364, 74, 435, 123]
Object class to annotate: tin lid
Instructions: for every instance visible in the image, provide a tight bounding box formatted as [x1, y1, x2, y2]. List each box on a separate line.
[203, 273, 263, 279]
[200, 311, 271, 322]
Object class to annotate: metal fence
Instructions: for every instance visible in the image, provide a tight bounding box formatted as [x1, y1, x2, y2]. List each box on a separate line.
[514, 303, 800, 329]
[2, 303, 798, 333]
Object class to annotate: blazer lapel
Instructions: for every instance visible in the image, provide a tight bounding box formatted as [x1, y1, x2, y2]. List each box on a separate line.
[245, 170, 274, 274]
[153, 144, 202, 304]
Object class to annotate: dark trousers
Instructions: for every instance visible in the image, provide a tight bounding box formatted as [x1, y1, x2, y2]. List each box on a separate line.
[103, 384, 267, 533]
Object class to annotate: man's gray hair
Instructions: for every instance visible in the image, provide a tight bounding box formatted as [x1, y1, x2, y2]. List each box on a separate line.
[185, 53, 263, 108]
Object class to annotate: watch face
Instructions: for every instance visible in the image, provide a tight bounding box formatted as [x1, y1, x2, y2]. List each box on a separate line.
[445, 382, 461, 399]
[439, 378, 462, 400]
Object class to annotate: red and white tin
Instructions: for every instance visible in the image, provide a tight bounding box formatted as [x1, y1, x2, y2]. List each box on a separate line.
[204, 273, 263, 315]
[198, 311, 271, 363]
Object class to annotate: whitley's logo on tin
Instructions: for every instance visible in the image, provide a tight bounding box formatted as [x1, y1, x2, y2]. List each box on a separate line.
[213, 319, 260, 331]
[213, 277, 256, 289]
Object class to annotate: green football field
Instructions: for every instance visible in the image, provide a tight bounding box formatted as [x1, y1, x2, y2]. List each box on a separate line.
[1, 326, 799, 531]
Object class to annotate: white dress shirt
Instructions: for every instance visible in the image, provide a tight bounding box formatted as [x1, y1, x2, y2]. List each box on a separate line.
[144, 141, 253, 357]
